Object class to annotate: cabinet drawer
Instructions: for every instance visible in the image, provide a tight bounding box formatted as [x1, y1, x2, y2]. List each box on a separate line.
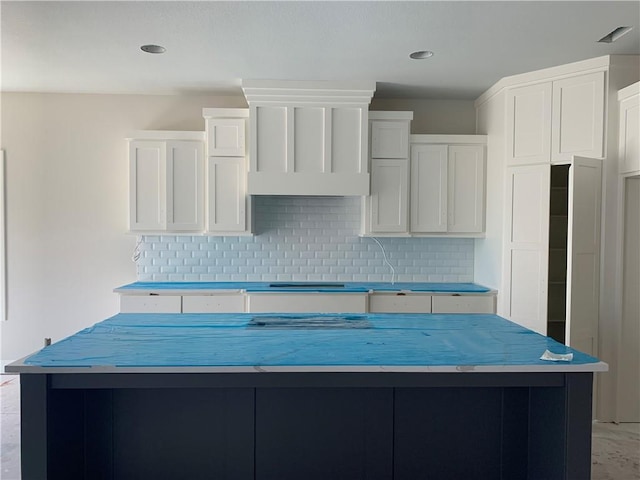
[120, 295, 182, 313]
[431, 295, 495, 314]
[182, 295, 245, 313]
[368, 294, 432, 313]
[247, 294, 368, 313]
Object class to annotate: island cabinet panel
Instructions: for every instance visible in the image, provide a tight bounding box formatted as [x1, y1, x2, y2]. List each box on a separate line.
[182, 294, 245, 313]
[120, 295, 182, 313]
[255, 388, 393, 480]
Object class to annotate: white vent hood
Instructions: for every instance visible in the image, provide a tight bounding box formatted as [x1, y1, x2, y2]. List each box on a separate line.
[242, 80, 376, 196]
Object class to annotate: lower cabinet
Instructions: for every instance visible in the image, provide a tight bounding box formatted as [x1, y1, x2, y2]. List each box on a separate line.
[247, 294, 368, 314]
[120, 295, 182, 313]
[431, 295, 495, 314]
[369, 293, 432, 313]
[182, 294, 246, 313]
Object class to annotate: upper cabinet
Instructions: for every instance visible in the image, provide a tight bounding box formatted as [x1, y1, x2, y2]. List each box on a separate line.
[242, 80, 375, 196]
[362, 112, 486, 238]
[618, 82, 640, 175]
[128, 131, 205, 233]
[506, 71, 605, 166]
[203, 109, 252, 235]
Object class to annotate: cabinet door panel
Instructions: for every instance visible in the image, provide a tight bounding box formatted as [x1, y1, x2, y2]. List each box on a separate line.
[370, 159, 409, 233]
[432, 295, 495, 314]
[503, 165, 550, 334]
[129, 141, 165, 231]
[182, 295, 246, 313]
[619, 93, 640, 174]
[410, 145, 447, 233]
[371, 121, 409, 159]
[447, 145, 484, 233]
[166, 141, 204, 231]
[551, 72, 605, 163]
[207, 118, 245, 157]
[208, 157, 246, 232]
[120, 295, 182, 313]
[506, 83, 552, 165]
[369, 294, 432, 313]
[565, 157, 601, 355]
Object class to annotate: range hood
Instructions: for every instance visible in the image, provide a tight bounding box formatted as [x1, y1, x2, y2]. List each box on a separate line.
[242, 80, 376, 196]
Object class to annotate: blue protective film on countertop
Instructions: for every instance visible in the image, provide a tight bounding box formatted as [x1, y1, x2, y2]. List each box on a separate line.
[115, 282, 491, 293]
[25, 313, 599, 368]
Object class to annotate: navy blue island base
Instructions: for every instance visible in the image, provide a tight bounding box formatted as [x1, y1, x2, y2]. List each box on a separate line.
[9, 313, 606, 480]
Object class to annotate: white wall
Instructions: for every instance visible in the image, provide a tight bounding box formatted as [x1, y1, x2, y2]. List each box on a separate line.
[0, 92, 246, 363]
[370, 98, 476, 134]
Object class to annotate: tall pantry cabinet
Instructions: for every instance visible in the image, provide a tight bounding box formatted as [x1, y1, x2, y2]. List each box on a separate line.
[475, 55, 639, 362]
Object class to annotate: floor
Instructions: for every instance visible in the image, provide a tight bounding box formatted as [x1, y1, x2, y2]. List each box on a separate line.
[1, 374, 638, 479]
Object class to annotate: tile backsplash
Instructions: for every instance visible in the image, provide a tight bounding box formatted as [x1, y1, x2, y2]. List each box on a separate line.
[136, 196, 474, 282]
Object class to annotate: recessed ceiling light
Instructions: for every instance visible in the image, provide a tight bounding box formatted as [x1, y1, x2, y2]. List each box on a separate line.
[141, 44, 166, 54]
[598, 26, 633, 43]
[409, 50, 434, 60]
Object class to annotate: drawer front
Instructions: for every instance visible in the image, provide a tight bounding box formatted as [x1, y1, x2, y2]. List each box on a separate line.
[120, 295, 182, 313]
[368, 294, 432, 313]
[182, 295, 245, 313]
[247, 294, 368, 313]
[431, 295, 495, 314]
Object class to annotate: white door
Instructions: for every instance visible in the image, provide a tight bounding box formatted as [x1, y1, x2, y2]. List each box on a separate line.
[410, 144, 447, 232]
[565, 157, 602, 354]
[370, 158, 408, 233]
[617, 176, 639, 422]
[619, 93, 640, 174]
[447, 145, 485, 233]
[503, 164, 551, 334]
[129, 140, 166, 231]
[207, 157, 247, 232]
[551, 72, 605, 163]
[166, 141, 204, 231]
[505, 82, 552, 166]
[371, 121, 410, 159]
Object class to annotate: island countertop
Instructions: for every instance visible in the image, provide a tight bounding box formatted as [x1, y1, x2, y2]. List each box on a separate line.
[9, 312, 605, 374]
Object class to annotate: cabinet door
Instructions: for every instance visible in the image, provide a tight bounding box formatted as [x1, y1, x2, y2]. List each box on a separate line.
[565, 157, 602, 355]
[207, 118, 246, 157]
[502, 165, 550, 335]
[551, 71, 605, 163]
[166, 141, 204, 231]
[431, 295, 495, 314]
[371, 121, 409, 159]
[619, 93, 640, 174]
[447, 145, 485, 233]
[410, 145, 447, 233]
[129, 140, 166, 231]
[506, 82, 552, 165]
[370, 158, 409, 233]
[207, 157, 247, 232]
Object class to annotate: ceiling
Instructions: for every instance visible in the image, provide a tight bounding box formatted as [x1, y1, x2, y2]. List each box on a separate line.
[2, 1, 639, 100]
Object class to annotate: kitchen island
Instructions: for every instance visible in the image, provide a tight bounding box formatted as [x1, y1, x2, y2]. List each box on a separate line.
[8, 312, 605, 480]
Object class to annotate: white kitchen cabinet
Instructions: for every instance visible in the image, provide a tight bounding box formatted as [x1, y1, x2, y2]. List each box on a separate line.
[410, 144, 447, 233]
[618, 82, 640, 175]
[120, 295, 182, 313]
[368, 293, 432, 313]
[410, 136, 486, 235]
[369, 158, 409, 233]
[207, 157, 247, 232]
[128, 132, 205, 232]
[506, 82, 552, 166]
[502, 158, 602, 353]
[551, 71, 605, 163]
[431, 295, 495, 314]
[182, 294, 246, 313]
[246, 293, 368, 313]
[505, 71, 605, 166]
[206, 118, 245, 157]
[203, 109, 252, 234]
[371, 120, 410, 159]
[242, 80, 375, 196]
